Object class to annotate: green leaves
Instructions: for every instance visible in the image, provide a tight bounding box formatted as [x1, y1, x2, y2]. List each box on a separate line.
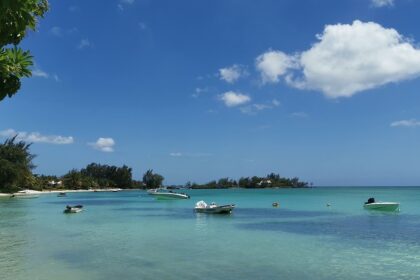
[0, 0, 48, 101]
[0, 136, 36, 192]
[0, 47, 33, 100]
[143, 169, 164, 189]
[0, 0, 49, 46]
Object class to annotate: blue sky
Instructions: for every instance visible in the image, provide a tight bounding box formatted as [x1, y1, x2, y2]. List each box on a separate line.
[2, 0, 420, 185]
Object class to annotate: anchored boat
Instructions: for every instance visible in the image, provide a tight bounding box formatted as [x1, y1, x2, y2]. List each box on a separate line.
[11, 189, 41, 199]
[364, 197, 399, 212]
[63, 205, 83, 213]
[194, 200, 235, 214]
[147, 188, 190, 200]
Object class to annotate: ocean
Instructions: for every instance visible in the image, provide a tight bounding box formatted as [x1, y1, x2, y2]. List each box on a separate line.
[1, 187, 419, 280]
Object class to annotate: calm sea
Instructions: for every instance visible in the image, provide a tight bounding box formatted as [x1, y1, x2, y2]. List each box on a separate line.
[1, 187, 420, 280]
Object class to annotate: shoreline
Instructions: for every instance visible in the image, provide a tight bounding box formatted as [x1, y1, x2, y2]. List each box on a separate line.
[0, 189, 134, 197]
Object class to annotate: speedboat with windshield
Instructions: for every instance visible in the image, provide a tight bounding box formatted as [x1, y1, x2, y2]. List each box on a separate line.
[11, 189, 41, 198]
[147, 188, 190, 200]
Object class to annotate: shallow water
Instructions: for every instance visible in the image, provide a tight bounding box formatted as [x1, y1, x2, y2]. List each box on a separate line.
[1, 187, 420, 280]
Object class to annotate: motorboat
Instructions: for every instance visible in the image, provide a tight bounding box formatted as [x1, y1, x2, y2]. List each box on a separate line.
[147, 188, 190, 200]
[11, 189, 41, 198]
[57, 192, 67, 197]
[194, 200, 235, 214]
[364, 197, 399, 212]
[63, 205, 83, 213]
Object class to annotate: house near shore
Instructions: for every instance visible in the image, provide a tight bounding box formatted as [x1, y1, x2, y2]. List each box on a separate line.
[48, 180, 63, 187]
[257, 179, 272, 186]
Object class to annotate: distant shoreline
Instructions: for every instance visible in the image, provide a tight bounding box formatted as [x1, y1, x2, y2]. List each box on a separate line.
[0, 189, 141, 197]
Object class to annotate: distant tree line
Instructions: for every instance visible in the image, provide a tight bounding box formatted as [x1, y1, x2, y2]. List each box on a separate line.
[0, 137, 308, 193]
[185, 173, 308, 189]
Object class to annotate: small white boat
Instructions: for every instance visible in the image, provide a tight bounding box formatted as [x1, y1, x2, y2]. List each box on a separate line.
[194, 200, 235, 214]
[63, 205, 83, 213]
[364, 197, 399, 212]
[12, 189, 41, 199]
[147, 188, 190, 200]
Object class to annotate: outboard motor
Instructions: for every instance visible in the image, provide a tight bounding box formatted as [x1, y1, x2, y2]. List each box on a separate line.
[365, 197, 375, 204]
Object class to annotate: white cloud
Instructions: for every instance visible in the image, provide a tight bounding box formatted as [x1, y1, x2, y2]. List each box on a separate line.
[258, 21, 420, 98]
[0, 129, 74, 144]
[291, 112, 308, 118]
[89, 138, 115, 152]
[256, 50, 297, 84]
[32, 68, 49, 78]
[240, 104, 272, 115]
[240, 99, 279, 115]
[192, 87, 208, 98]
[118, 0, 134, 10]
[50, 26, 62, 37]
[390, 119, 420, 127]
[77, 39, 91, 49]
[371, 0, 394, 7]
[272, 99, 281, 106]
[219, 91, 251, 107]
[219, 65, 246, 83]
[170, 152, 212, 157]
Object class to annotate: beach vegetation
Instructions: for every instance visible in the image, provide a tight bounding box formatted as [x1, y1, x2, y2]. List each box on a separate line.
[189, 173, 308, 189]
[142, 169, 164, 189]
[0, 136, 36, 192]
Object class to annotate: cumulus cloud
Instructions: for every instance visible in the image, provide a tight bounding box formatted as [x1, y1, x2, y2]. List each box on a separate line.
[390, 119, 420, 127]
[219, 65, 246, 83]
[89, 138, 115, 152]
[219, 91, 251, 107]
[371, 0, 394, 7]
[0, 129, 74, 144]
[256, 50, 297, 84]
[256, 20, 420, 98]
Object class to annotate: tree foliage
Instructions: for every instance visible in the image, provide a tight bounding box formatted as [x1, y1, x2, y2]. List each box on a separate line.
[0, 0, 49, 101]
[189, 173, 308, 189]
[142, 169, 164, 189]
[0, 136, 36, 192]
[61, 163, 133, 189]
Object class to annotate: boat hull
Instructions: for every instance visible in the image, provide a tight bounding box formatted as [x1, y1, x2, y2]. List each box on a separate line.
[150, 193, 190, 200]
[147, 189, 190, 200]
[64, 208, 83, 213]
[195, 204, 235, 214]
[12, 194, 39, 199]
[364, 202, 399, 212]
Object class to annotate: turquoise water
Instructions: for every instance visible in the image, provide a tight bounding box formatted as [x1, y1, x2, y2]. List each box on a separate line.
[1, 188, 420, 280]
